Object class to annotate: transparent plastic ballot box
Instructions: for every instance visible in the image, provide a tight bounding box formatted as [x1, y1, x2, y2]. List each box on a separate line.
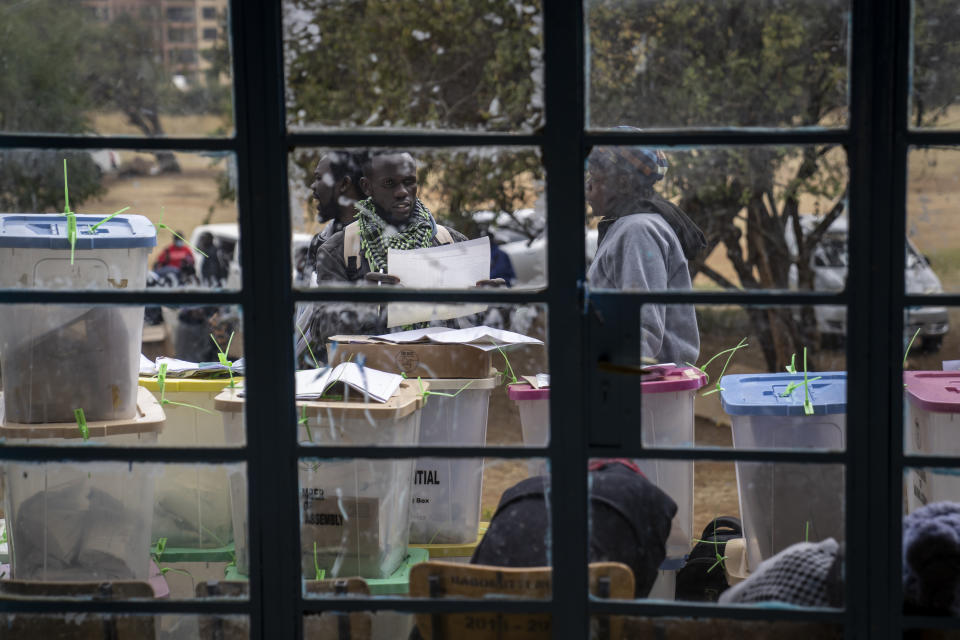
[720, 372, 846, 572]
[0, 387, 164, 581]
[215, 380, 425, 578]
[0, 213, 156, 423]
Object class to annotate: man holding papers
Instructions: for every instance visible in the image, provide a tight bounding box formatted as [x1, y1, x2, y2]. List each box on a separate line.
[313, 150, 468, 284]
[297, 150, 502, 366]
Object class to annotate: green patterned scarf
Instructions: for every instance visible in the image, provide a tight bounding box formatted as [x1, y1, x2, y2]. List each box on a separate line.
[355, 197, 435, 272]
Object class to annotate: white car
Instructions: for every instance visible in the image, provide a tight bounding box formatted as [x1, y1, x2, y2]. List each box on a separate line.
[787, 215, 948, 351]
[188, 223, 314, 289]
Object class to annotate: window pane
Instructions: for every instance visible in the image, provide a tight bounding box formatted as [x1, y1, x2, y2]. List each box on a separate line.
[590, 458, 845, 607]
[903, 304, 960, 457]
[588, 303, 847, 450]
[904, 467, 960, 618]
[290, 302, 549, 450]
[0, 303, 243, 444]
[595, 618, 844, 638]
[290, 147, 545, 290]
[283, 2, 543, 132]
[907, 147, 960, 295]
[0, 1, 233, 137]
[910, 0, 960, 129]
[586, 0, 850, 129]
[0, 614, 249, 638]
[297, 457, 549, 595]
[0, 461, 246, 601]
[585, 145, 849, 293]
[0, 149, 240, 292]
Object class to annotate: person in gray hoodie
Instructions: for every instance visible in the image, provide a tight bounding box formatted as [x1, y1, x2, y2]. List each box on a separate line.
[586, 132, 706, 365]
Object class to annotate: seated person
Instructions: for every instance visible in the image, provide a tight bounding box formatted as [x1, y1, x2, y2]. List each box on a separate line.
[471, 459, 677, 598]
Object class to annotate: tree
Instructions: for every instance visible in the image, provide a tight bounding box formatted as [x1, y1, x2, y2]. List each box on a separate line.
[588, 0, 853, 369]
[283, 0, 544, 232]
[0, 1, 104, 212]
[80, 13, 180, 173]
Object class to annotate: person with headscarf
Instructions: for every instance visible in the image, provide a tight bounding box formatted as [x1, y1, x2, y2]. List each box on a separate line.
[586, 128, 706, 364]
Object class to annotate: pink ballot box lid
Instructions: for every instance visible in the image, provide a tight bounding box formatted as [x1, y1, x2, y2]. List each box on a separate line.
[640, 365, 707, 393]
[904, 371, 960, 413]
[507, 382, 549, 401]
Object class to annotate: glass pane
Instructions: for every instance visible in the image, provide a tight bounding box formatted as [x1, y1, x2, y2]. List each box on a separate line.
[0, 1, 233, 137]
[907, 147, 960, 295]
[589, 459, 844, 607]
[0, 614, 248, 638]
[0, 303, 243, 444]
[283, 2, 543, 132]
[588, 303, 847, 449]
[910, 0, 960, 129]
[586, 0, 850, 129]
[290, 147, 545, 290]
[305, 611, 416, 639]
[294, 457, 548, 592]
[904, 468, 960, 617]
[585, 145, 849, 293]
[0, 149, 240, 292]
[903, 304, 960, 457]
[290, 302, 549, 448]
[595, 618, 844, 638]
[0, 461, 246, 601]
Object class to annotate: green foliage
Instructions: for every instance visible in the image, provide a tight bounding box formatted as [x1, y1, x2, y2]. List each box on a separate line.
[0, 150, 104, 213]
[911, 0, 960, 126]
[284, 0, 544, 233]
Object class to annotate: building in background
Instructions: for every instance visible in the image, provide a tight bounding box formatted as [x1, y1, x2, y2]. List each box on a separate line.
[81, 0, 227, 84]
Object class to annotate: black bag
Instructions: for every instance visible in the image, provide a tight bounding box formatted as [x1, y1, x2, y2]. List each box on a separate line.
[674, 516, 742, 601]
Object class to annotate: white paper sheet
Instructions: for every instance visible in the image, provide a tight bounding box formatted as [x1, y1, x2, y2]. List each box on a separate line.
[139, 354, 157, 376]
[386, 237, 490, 327]
[372, 325, 544, 351]
[294, 364, 403, 403]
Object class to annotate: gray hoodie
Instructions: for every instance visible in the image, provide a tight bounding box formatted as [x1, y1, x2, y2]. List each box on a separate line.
[587, 213, 700, 365]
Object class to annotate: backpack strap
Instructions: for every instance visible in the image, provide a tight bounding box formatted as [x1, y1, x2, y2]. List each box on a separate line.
[342, 222, 362, 277]
[343, 222, 454, 275]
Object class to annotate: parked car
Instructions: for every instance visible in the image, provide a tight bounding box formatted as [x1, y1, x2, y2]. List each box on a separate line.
[787, 215, 948, 351]
[188, 223, 314, 289]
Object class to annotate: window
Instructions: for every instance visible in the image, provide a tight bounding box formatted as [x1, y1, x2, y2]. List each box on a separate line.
[168, 27, 196, 43]
[0, 2, 953, 638]
[203, 27, 218, 41]
[202, 7, 217, 20]
[165, 6, 195, 23]
[169, 48, 198, 65]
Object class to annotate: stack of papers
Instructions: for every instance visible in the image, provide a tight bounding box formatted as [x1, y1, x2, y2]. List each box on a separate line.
[139, 355, 245, 378]
[521, 373, 551, 389]
[293, 363, 403, 403]
[372, 326, 544, 352]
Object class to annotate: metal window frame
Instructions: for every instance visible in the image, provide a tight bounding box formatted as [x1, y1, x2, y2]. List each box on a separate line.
[0, 1, 953, 638]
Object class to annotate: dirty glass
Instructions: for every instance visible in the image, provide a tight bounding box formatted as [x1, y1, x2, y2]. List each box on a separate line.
[0, 149, 240, 292]
[907, 147, 960, 296]
[0, 614, 248, 638]
[589, 459, 844, 606]
[584, 145, 850, 294]
[910, 0, 960, 130]
[0, 0, 233, 137]
[298, 456, 549, 593]
[282, 1, 543, 132]
[291, 302, 549, 449]
[289, 146, 545, 290]
[585, 0, 850, 129]
[0, 461, 247, 601]
[588, 303, 847, 450]
[0, 303, 243, 446]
